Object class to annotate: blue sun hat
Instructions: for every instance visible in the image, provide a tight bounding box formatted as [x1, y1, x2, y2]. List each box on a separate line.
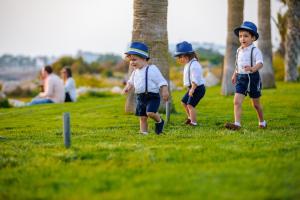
[125, 41, 149, 59]
[234, 21, 259, 40]
[174, 41, 194, 57]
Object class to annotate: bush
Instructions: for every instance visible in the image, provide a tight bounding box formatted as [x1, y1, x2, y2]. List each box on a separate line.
[6, 86, 39, 98]
[273, 53, 284, 81]
[0, 98, 11, 108]
[103, 69, 114, 78]
[77, 91, 115, 101]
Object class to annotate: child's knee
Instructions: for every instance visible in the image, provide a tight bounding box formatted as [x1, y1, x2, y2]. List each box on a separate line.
[187, 104, 194, 110]
[252, 102, 261, 110]
[234, 99, 242, 107]
[146, 112, 156, 118]
[140, 116, 148, 121]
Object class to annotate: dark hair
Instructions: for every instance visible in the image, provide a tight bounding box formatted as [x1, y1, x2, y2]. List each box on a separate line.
[64, 67, 72, 78]
[239, 29, 255, 38]
[44, 65, 53, 74]
[126, 54, 150, 61]
[180, 52, 199, 61]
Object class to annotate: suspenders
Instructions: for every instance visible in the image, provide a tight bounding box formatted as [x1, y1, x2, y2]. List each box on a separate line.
[235, 46, 257, 93]
[250, 47, 255, 67]
[235, 46, 256, 73]
[131, 65, 150, 94]
[145, 65, 149, 94]
[188, 59, 197, 86]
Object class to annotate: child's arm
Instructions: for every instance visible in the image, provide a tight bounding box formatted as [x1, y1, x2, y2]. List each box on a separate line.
[231, 71, 237, 85]
[122, 69, 135, 94]
[122, 83, 133, 94]
[188, 82, 198, 97]
[243, 63, 263, 73]
[151, 66, 169, 101]
[160, 85, 169, 102]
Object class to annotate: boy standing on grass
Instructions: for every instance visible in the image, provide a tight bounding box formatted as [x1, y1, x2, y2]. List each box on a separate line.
[122, 42, 169, 135]
[225, 21, 267, 130]
[174, 41, 206, 126]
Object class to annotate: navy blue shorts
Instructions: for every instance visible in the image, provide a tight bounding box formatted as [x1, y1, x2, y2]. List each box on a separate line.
[136, 93, 160, 116]
[236, 72, 262, 98]
[181, 84, 205, 107]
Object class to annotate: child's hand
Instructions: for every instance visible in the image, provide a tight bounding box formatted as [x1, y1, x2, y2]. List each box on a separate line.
[122, 88, 129, 95]
[231, 74, 237, 85]
[161, 86, 169, 102]
[188, 88, 194, 97]
[122, 84, 132, 95]
[243, 65, 252, 72]
[122, 83, 133, 94]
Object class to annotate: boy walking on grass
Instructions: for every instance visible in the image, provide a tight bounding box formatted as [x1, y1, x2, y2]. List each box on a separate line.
[174, 41, 206, 126]
[225, 21, 267, 130]
[122, 42, 169, 135]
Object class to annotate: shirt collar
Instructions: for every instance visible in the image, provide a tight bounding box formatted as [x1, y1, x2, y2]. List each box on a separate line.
[186, 58, 197, 66]
[240, 43, 255, 51]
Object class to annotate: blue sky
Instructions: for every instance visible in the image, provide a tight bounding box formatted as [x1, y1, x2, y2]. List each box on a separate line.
[0, 0, 284, 56]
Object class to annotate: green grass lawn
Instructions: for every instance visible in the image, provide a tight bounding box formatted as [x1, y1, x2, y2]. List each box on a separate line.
[0, 82, 300, 200]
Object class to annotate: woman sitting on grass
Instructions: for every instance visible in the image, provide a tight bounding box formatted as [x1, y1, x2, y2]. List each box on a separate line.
[61, 67, 77, 102]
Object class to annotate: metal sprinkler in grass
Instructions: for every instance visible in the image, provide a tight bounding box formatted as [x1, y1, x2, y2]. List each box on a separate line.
[165, 101, 170, 124]
[63, 112, 71, 148]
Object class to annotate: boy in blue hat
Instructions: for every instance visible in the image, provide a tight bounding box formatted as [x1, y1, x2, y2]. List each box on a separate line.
[174, 41, 206, 126]
[122, 42, 169, 135]
[225, 21, 267, 130]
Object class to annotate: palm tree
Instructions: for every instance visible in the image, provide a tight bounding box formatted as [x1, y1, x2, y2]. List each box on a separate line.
[125, 0, 170, 113]
[273, 10, 287, 57]
[258, 0, 276, 88]
[221, 0, 244, 95]
[284, 0, 300, 82]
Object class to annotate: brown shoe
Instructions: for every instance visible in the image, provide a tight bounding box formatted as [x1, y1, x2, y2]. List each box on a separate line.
[185, 118, 191, 125]
[225, 122, 241, 130]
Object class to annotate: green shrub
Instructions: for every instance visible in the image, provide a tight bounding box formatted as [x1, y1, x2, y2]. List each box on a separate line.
[0, 98, 11, 108]
[103, 69, 114, 78]
[6, 86, 39, 98]
[77, 91, 114, 101]
[273, 53, 284, 81]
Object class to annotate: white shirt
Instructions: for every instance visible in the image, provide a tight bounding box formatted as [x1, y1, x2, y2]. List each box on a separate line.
[65, 77, 77, 102]
[236, 44, 263, 74]
[128, 64, 168, 94]
[183, 58, 205, 87]
[40, 74, 65, 103]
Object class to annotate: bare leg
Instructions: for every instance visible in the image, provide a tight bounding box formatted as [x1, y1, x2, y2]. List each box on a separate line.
[234, 93, 245, 124]
[251, 98, 264, 122]
[146, 112, 161, 122]
[181, 102, 190, 119]
[140, 116, 148, 133]
[187, 104, 197, 123]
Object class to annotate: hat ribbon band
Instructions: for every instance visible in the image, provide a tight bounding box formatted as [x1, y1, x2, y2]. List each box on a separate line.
[128, 48, 149, 57]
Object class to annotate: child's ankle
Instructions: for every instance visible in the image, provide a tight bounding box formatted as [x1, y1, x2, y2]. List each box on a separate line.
[140, 131, 148, 135]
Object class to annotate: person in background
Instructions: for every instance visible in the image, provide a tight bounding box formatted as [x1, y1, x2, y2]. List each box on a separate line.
[38, 69, 45, 92]
[174, 41, 206, 126]
[28, 65, 65, 105]
[61, 67, 77, 102]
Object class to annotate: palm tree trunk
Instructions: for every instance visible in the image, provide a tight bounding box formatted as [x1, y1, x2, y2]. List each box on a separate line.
[221, 0, 244, 95]
[284, 0, 300, 82]
[125, 0, 170, 113]
[258, 0, 276, 88]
